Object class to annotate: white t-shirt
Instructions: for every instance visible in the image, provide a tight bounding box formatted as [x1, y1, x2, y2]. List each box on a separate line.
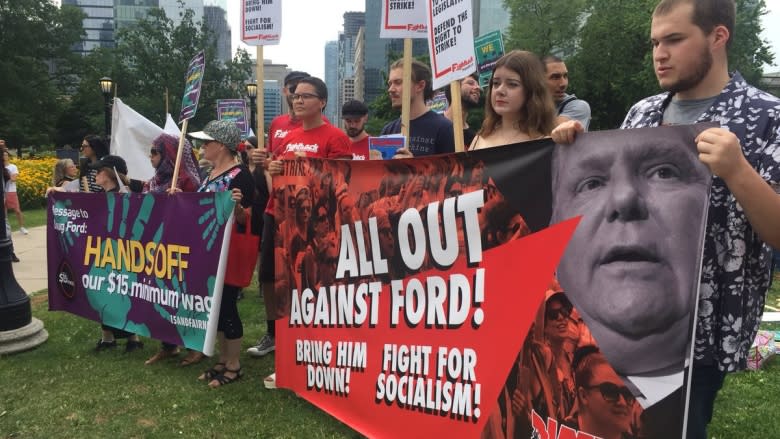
[5, 164, 18, 193]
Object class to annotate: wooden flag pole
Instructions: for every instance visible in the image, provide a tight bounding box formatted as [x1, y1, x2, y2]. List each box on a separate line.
[169, 118, 189, 194]
[257, 46, 265, 144]
[401, 38, 413, 147]
[450, 80, 465, 152]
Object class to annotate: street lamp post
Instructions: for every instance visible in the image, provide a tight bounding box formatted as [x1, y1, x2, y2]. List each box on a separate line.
[99, 77, 113, 137]
[0, 160, 47, 354]
[246, 82, 258, 135]
[0, 168, 29, 331]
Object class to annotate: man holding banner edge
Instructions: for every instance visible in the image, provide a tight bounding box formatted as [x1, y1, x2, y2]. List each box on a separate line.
[552, 0, 780, 437]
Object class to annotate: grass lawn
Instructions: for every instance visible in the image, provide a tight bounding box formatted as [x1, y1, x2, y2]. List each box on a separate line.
[710, 273, 780, 438]
[9, 206, 47, 231]
[2, 265, 778, 437]
[0, 282, 359, 438]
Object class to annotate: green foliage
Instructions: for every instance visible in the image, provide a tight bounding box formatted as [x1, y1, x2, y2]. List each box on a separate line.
[0, 0, 85, 150]
[504, 0, 775, 130]
[568, 0, 659, 129]
[503, 0, 588, 56]
[730, 0, 775, 85]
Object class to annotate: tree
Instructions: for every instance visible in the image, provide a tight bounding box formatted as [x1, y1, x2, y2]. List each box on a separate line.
[0, 0, 85, 151]
[57, 3, 254, 146]
[730, 0, 775, 85]
[502, 0, 588, 57]
[567, 0, 775, 130]
[111, 7, 253, 130]
[568, 0, 658, 129]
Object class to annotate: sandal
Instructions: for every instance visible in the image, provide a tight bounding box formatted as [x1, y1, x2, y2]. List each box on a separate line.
[179, 350, 205, 367]
[198, 362, 226, 381]
[208, 367, 243, 388]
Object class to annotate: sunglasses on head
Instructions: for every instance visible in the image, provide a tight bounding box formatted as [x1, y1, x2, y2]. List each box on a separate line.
[586, 382, 635, 405]
[545, 305, 572, 321]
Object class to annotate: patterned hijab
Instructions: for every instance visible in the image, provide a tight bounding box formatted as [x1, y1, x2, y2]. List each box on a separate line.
[148, 133, 201, 193]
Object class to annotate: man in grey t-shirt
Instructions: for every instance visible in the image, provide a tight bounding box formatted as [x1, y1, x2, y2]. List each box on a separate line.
[544, 55, 591, 130]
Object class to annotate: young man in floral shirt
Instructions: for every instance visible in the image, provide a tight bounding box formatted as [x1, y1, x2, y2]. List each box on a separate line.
[553, 1, 780, 437]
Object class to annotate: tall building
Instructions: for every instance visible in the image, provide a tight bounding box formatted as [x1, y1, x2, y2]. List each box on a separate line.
[324, 41, 339, 123]
[62, 0, 115, 56]
[335, 11, 365, 124]
[115, 0, 203, 31]
[63, 1, 225, 57]
[247, 60, 291, 118]
[204, 5, 231, 64]
[472, 0, 510, 36]
[263, 80, 282, 132]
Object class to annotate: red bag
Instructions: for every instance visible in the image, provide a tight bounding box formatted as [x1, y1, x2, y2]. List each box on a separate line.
[224, 209, 259, 288]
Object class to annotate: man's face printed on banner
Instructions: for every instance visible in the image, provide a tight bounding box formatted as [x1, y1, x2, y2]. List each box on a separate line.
[552, 133, 710, 341]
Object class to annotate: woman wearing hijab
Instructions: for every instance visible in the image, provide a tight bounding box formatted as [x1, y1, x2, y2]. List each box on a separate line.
[143, 133, 200, 193]
[142, 133, 202, 366]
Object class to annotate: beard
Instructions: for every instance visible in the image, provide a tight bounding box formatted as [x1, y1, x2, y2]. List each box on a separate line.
[663, 47, 713, 94]
[346, 126, 364, 138]
[461, 94, 481, 110]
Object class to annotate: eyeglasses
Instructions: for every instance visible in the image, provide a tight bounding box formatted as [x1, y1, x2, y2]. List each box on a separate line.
[586, 382, 635, 405]
[291, 93, 320, 101]
[545, 305, 572, 321]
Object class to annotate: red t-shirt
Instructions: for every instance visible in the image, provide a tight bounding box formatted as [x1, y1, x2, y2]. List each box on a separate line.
[265, 122, 351, 215]
[267, 113, 330, 154]
[351, 136, 369, 160]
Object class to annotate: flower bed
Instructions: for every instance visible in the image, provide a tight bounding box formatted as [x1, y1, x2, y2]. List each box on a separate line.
[6, 157, 57, 209]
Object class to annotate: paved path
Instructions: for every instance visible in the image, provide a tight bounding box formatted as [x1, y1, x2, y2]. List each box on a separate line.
[8, 225, 47, 294]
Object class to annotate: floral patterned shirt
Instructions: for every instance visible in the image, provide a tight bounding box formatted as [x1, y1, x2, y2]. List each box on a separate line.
[621, 72, 780, 371]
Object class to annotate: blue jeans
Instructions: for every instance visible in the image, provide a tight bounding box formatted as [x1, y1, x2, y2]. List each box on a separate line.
[686, 364, 727, 439]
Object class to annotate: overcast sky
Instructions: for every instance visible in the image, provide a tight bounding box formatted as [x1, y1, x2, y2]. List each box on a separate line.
[225, 0, 780, 77]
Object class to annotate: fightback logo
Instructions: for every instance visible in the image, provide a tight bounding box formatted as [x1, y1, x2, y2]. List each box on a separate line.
[56, 260, 77, 299]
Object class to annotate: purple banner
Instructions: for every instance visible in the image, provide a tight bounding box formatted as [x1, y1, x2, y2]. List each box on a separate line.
[47, 191, 234, 355]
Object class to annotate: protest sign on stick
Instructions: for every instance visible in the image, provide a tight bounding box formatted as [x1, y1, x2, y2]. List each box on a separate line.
[425, 0, 476, 152]
[217, 99, 250, 139]
[380, 0, 427, 38]
[380, 0, 427, 148]
[241, 0, 282, 146]
[474, 30, 504, 88]
[172, 50, 205, 194]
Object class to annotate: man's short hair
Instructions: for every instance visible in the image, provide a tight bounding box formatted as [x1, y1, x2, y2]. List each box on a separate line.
[443, 72, 480, 104]
[296, 76, 328, 103]
[390, 58, 434, 101]
[284, 71, 310, 88]
[541, 54, 564, 67]
[654, 0, 735, 48]
[341, 99, 369, 118]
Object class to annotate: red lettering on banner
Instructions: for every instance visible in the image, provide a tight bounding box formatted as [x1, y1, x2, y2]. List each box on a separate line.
[531, 409, 599, 439]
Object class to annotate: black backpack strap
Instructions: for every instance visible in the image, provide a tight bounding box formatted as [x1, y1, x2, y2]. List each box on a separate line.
[557, 95, 578, 115]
